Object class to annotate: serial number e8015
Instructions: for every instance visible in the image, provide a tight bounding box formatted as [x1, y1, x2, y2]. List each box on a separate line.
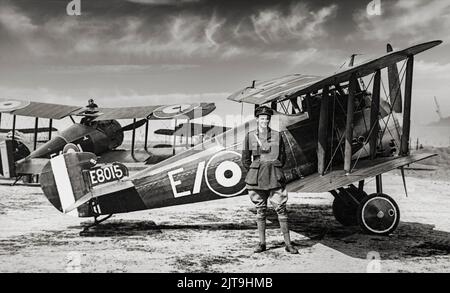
[88, 163, 128, 187]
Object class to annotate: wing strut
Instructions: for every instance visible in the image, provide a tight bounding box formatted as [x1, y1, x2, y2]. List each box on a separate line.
[172, 118, 177, 156]
[33, 117, 39, 150]
[369, 69, 381, 159]
[317, 86, 330, 175]
[12, 115, 16, 141]
[48, 119, 53, 140]
[131, 118, 137, 161]
[400, 56, 414, 156]
[144, 120, 149, 152]
[344, 75, 357, 174]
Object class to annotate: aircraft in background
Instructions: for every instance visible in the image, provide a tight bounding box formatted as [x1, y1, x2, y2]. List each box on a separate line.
[0, 100, 216, 181]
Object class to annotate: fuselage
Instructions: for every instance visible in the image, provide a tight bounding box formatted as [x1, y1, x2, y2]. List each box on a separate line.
[54, 92, 400, 217]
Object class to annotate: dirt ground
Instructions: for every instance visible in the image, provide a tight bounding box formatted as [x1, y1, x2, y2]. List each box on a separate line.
[0, 171, 449, 273]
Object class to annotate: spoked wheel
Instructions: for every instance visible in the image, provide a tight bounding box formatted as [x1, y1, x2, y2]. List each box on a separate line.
[332, 186, 367, 226]
[357, 193, 400, 236]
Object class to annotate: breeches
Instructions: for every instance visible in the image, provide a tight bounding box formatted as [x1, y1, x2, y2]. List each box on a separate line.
[249, 188, 288, 220]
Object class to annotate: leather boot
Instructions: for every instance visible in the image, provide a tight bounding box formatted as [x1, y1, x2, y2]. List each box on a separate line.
[254, 218, 266, 253]
[279, 218, 298, 254]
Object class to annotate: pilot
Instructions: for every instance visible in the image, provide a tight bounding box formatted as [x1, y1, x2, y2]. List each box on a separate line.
[242, 105, 298, 254]
[81, 99, 99, 126]
[86, 98, 98, 109]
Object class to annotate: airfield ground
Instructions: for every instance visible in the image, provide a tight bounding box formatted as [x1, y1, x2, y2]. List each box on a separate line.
[0, 155, 449, 272]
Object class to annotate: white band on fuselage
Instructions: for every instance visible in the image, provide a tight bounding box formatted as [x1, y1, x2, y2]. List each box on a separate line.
[50, 155, 78, 217]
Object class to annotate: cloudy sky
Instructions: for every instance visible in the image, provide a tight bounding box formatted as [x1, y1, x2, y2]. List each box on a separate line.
[0, 0, 449, 125]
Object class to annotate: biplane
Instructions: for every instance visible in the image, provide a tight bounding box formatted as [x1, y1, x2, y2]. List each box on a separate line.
[0, 100, 216, 181]
[155, 122, 231, 147]
[2, 40, 442, 236]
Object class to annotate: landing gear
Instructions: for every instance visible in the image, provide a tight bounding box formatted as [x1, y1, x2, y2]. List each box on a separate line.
[331, 185, 366, 226]
[331, 177, 401, 235]
[357, 193, 400, 235]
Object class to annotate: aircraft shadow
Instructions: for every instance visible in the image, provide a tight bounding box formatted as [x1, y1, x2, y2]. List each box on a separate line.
[268, 203, 450, 260]
[75, 220, 259, 237]
[75, 203, 450, 260]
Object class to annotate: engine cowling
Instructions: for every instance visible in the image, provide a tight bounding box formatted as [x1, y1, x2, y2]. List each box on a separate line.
[28, 120, 124, 159]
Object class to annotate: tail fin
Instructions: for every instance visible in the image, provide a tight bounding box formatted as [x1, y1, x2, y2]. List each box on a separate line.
[40, 151, 132, 216]
[40, 152, 97, 216]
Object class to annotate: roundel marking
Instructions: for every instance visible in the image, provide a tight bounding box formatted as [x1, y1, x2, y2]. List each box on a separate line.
[0, 100, 30, 112]
[215, 161, 242, 188]
[205, 150, 246, 197]
[63, 143, 80, 154]
[153, 103, 199, 119]
[162, 104, 191, 114]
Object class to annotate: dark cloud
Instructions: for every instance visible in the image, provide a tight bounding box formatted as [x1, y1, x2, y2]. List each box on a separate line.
[0, 0, 344, 66]
[0, 0, 448, 123]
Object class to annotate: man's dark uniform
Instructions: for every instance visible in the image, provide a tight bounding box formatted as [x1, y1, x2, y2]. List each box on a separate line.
[242, 106, 298, 254]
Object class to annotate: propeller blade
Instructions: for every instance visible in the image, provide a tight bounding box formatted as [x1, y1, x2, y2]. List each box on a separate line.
[387, 44, 403, 113]
[121, 119, 147, 132]
[400, 166, 408, 197]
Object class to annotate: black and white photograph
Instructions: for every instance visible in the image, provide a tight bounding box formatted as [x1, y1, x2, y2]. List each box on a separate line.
[0, 0, 449, 276]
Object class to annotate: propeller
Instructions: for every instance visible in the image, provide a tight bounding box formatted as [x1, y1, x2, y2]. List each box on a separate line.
[121, 119, 147, 132]
[387, 44, 403, 113]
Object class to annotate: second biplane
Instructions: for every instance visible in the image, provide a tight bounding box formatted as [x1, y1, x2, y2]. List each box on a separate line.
[0, 100, 216, 181]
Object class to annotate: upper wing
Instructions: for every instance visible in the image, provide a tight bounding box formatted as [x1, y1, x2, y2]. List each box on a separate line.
[73, 106, 160, 120]
[0, 98, 216, 121]
[90, 102, 216, 121]
[227, 74, 322, 104]
[0, 99, 81, 119]
[287, 153, 436, 193]
[228, 40, 442, 105]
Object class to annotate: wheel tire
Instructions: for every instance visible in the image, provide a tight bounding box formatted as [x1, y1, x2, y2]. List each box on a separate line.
[357, 193, 400, 236]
